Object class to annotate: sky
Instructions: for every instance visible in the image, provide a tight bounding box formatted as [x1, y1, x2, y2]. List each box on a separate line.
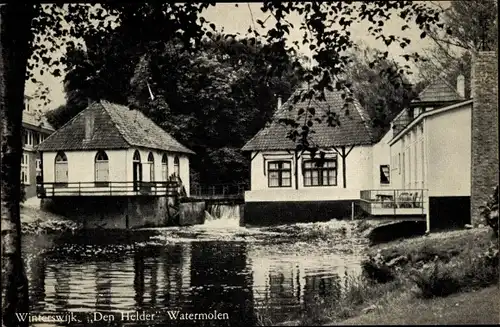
[25, 2, 450, 111]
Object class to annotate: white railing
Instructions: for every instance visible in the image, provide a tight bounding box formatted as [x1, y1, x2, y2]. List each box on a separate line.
[360, 188, 427, 216]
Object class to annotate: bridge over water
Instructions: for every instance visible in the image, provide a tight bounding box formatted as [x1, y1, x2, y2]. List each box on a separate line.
[184, 183, 247, 204]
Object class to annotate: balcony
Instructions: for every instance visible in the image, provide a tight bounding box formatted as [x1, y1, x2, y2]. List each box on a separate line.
[37, 181, 180, 198]
[360, 189, 427, 217]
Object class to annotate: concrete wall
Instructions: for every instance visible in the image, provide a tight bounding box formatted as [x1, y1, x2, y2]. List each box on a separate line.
[471, 51, 499, 225]
[247, 145, 373, 202]
[41, 196, 171, 229]
[243, 200, 359, 226]
[426, 104, 472, 197]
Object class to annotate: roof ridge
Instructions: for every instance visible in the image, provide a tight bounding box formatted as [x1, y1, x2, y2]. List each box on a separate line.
[351, 97, 376, 142]
[99, 100, 135, 147]
[39, 102, 97, 147]
[414, 74, 462, 103]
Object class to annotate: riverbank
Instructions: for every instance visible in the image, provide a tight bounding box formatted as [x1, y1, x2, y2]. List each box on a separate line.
[268, 225, 499, 326]
[21, 203, 80, 234]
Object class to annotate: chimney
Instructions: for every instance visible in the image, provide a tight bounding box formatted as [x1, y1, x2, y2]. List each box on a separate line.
[456, 74, 465, 98]
[470, 51, 499, 226]
[84, 112, 94, 141]
[277, 96, 282, 110]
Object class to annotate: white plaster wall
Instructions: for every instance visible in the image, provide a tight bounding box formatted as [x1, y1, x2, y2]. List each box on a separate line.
[426, 105, 472, 197]
[126, 148, 191, 195]
[372, 130, 392, 189]
[42, 150, 127, 184]
[389, 137, 404, 190]
[43, 148, 190, 194]
[247, 146, 373, 202]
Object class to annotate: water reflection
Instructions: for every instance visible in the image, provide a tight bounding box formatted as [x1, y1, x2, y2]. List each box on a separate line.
[24, 224, 362, 326]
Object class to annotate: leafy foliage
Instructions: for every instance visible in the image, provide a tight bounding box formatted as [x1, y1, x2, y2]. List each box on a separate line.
[480, 185, 499, 238]
[416, 0, 497, 95]
[345, 44, 422, 139]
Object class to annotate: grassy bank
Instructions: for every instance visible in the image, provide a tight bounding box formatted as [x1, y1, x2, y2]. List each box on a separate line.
[261, 226, 499, 326]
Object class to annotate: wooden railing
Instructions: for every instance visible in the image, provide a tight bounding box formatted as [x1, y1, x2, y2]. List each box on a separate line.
[360, 189, 427, 216]
[37, 181, 180, 198]
[190, 183, 248, 198]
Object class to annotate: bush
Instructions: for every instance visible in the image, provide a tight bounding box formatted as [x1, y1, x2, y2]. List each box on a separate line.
[480, 185, 499, 238]
[361, 252, 396, 284]
[20, 183, 26, 203]
[411, 245, 499, 298]
[410, 260, 461, 298]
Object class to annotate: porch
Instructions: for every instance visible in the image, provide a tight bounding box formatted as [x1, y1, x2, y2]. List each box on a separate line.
[37, 181, 180, 198]
[360, 189, 427, 217]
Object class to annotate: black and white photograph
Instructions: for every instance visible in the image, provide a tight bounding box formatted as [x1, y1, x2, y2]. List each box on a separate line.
[1, 1, 498, 326]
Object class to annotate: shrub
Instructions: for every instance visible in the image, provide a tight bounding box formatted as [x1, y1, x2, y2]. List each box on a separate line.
[480, 185, 499, 238]
[20, 183, 26, 203]
[361, 254, 396, 284]
[411, 245, 499, 298]
[410, 259, 461, 298]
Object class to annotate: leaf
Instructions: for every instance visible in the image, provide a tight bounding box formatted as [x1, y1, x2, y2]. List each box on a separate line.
[210, 23, 216, 30]
[420, 31, 426, 39]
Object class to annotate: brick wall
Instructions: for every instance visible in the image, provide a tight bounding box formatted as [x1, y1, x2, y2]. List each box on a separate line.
[471, 51, 499, 225]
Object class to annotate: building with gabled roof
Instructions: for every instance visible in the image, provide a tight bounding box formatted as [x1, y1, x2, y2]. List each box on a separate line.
[362, 51, 498, 232]
[37, 100, 193, 198]
[242, 51, 498, 231]
[21, 96, 55, 199]
[241, 85, 378, 225]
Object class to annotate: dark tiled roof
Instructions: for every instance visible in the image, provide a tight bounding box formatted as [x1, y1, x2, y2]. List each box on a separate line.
[242, 86, 375, 151]
[413, 76, 463, 103]
[37, 100, 194, 154]
[22, 110, 55, 132]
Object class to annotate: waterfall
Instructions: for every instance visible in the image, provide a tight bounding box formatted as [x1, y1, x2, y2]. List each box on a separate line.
[204, 203, 242, 228]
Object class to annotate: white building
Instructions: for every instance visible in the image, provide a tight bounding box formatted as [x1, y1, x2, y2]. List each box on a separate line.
[37, 100, 193, 198]
[22, 95, 55, 199]
[241, 85, 377, 225]
[242, 51, 498, 232]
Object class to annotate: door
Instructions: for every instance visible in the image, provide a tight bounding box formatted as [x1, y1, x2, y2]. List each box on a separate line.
[55, 162, 68, 187]
[133, 162, 142, 191]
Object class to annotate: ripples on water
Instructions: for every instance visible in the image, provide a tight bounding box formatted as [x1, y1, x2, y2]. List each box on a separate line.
[23, 211, 366, 326]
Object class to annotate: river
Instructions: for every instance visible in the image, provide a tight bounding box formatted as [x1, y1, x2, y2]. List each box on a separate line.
[21, 210, 367, 326]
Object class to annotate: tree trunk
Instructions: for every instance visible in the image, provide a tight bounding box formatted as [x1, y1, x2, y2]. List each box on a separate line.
[1, 4, 35, 327]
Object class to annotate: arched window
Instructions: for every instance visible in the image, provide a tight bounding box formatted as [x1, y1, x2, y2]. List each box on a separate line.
[161, 154, 168, 181]
[147, 152, 155, 182]
[54, 151, 68, 186]
[95, 150, 109, 187]
[174, 156, 180, 179]
[132, 150, 142, 191]
[133, 150, 141, 162]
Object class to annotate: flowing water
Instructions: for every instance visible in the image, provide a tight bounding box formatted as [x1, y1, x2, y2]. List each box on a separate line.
[22, 206, 367, 326]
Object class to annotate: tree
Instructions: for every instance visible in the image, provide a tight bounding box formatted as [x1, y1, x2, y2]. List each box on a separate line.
[416, 0, 497, 94]
[345, 44, 421, 140]
[1, 5, 36, 327]
[2, 3, 444, 326]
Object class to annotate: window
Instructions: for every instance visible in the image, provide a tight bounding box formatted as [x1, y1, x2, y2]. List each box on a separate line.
[54, 151, 68, 186]
[380, 165, 390, 184]
[24, 130, 33, 147]
[21, 153, 29, 185]
[133, 150, 141, 162]
[268, 161, 291, 187]
[147, 152, 155, 182]
[94, 151, 109, 187]
[303, 158, 337, 187]
[35, 158, 42, 177]
[174, 156, 180, 178]
[398, 153, 401, 174]
[161, 154, 168, 181]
